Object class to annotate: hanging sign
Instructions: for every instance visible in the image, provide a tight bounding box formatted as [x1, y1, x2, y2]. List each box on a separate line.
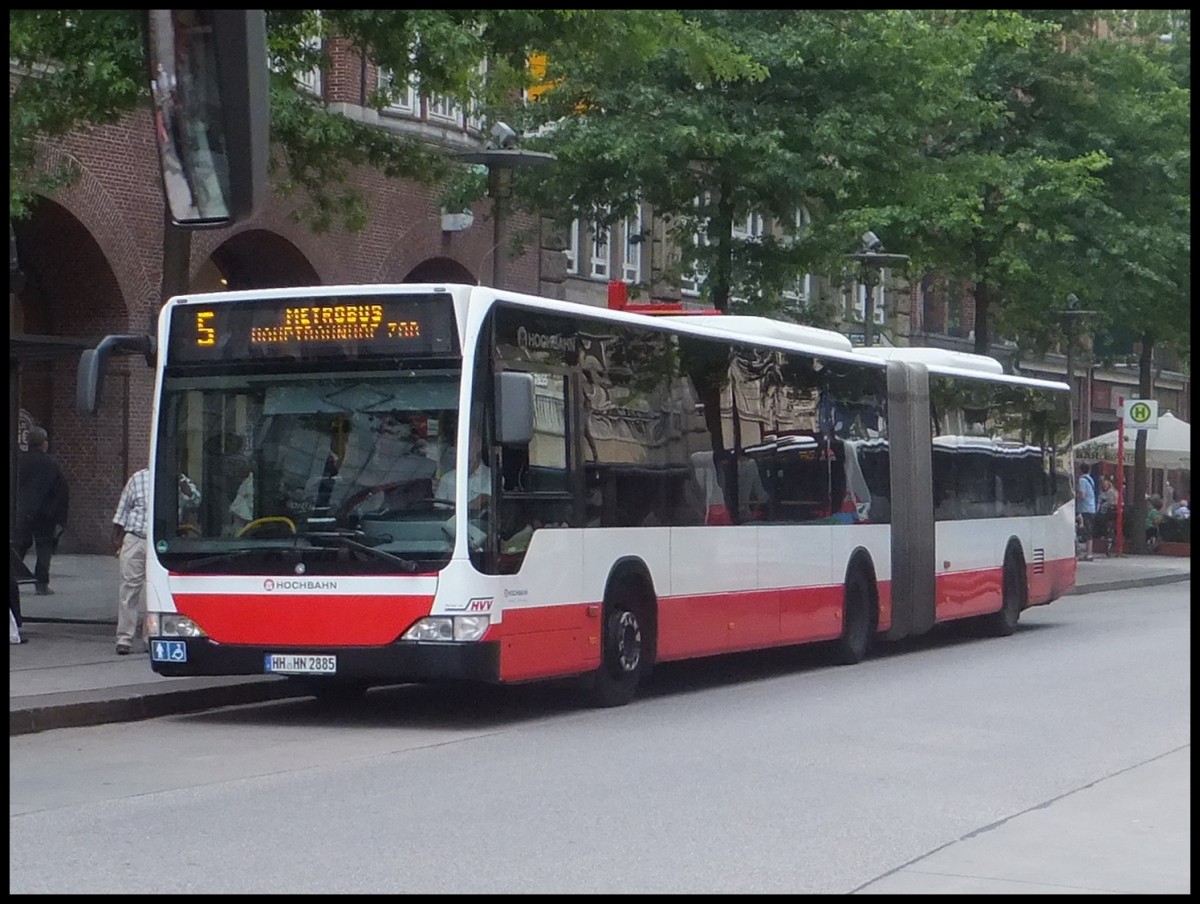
[1121, 399, 1158, 430]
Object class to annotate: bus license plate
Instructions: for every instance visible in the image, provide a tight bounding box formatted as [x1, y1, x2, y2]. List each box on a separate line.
[264, 654, 337, 675]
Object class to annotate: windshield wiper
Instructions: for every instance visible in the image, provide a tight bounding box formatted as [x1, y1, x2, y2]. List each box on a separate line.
[170, 546, 286, 574]
[297, 530, 419, 573]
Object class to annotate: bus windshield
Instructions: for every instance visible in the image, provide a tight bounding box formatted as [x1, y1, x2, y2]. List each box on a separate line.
[153, 366, 462, 573]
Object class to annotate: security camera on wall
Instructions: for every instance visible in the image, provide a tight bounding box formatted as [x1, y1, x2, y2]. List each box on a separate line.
[489, 121, 518, 150]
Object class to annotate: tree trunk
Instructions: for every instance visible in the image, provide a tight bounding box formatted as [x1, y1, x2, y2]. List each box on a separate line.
[972, 280, 991, 355]
[971, 196, 994, 357]
[709, 174, 734, 313]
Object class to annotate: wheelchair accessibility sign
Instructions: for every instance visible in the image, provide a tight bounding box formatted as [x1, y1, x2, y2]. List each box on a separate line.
[151, 640, 188, 663]
[1124, 399, 1158, 429]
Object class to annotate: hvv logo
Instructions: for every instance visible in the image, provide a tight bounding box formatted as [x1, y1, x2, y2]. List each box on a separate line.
[446, 597, 494, 612]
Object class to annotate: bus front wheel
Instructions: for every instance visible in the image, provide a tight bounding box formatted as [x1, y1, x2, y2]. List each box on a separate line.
[586, 585, 650, 708]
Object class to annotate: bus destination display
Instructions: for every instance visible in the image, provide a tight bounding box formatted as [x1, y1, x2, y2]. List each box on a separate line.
[168, 294, 458, 362]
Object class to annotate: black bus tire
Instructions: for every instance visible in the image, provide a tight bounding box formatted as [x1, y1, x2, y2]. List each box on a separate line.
[586, 579, 651, 708]
[982, 548, 1026, 637]
[833, 566, 875, 665]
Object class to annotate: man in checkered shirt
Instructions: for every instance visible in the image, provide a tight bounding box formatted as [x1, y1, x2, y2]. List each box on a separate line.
[111, 468, 150, 655]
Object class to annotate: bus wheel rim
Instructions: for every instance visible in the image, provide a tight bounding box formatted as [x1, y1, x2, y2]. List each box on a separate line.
[614, 610, 641, 672]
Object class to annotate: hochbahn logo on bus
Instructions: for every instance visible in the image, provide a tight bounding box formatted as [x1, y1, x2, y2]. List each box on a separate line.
[517, 325, 576, 353]
[263, 578, 338, 591]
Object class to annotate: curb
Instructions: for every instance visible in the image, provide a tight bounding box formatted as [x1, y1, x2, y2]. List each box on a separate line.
[10, 678, 311, 737]
[1066, 573, 1190, 596]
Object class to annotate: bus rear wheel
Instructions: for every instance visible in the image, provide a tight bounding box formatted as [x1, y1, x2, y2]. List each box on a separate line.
[586, 590, 650, 708]
[982, 550, 1025, 637]
[833, 567, 875, 665]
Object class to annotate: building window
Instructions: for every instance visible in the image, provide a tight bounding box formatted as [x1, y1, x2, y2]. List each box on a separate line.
[297, 34, 323, 98]
[465, 61, 487, 133]
[680, 194, 711, 297]
[782, 273, 813, 304]
[731, 212, 765, 243]
[272, 25, 323, 98]
[380, 68, 416, 115]
[851, 282, 888, 325]
[621, 205, 643, 284]
[590, 211, 611, 280]
[680, 247, 706, 297]
[564, 219, 579, 275]
[427, 93, 462, 125]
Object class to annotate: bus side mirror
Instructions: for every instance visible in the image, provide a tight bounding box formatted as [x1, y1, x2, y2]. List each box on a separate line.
[146, 10, 269, 228]
[76, 335, 156, 414]
[76, 349, 104, 415]
[495, 371, 534, 446]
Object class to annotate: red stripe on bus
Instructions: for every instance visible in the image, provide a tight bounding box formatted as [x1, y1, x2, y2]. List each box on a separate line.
[935, 567, 1003, 620]
[658, 586, 849, 659]
[1030, 556, 1077, 607]
[497, 604, 599, 682]
[934, 555, 1077, 620]
[496, 581, 893, 681]
[172, 594, 436, 646]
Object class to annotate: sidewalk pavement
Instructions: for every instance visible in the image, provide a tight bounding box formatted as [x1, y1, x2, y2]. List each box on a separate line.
[10, 551, 1191, 737]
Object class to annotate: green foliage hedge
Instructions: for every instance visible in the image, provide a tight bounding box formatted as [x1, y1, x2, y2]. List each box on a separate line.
[1159, 516, 1191, 543]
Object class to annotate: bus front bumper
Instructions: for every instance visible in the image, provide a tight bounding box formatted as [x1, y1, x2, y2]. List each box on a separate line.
[148, 637, 502, 684]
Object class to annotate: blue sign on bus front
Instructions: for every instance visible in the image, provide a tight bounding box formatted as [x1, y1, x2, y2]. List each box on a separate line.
[151, 640, 188, 663]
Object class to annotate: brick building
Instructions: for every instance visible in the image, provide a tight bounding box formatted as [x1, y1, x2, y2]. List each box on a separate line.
[9, 41, 552, 554]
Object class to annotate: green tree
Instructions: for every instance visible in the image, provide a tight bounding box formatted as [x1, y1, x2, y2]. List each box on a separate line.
[9, 10, 752, 229]
[1060, 13, 1190, 551]
[875, 10, 1189, 375]
[858, 11, 1117, 356]
[9, 10, 147, 218]
[506, 10, 1046, 320]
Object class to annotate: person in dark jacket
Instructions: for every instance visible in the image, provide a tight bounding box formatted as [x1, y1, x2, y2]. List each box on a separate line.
[14, 425, 70, 595]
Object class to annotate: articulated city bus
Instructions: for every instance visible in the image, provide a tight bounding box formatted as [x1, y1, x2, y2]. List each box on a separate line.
[96, 283, 1076, 706]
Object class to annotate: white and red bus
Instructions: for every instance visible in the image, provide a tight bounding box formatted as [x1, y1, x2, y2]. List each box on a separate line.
[93, 283, 1077, 705]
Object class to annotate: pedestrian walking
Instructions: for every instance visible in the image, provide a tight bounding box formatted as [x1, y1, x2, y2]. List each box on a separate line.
[14, 425, 70, 595]
[1075, 462, 1097, 561]
[112, 467, 150, 655]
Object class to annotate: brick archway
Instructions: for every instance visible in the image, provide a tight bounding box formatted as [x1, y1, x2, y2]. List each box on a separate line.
[207, 229, 322, 290]
[403, 257, 478, 284]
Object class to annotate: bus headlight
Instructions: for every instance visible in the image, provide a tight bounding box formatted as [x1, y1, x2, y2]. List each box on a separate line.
[452, 615, 490, 642]
[146, 613, 206, 638]
[402, 615, 490, 642]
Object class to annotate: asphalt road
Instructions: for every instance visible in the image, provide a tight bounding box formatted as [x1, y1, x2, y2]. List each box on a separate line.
[9, 583, 1191, 894]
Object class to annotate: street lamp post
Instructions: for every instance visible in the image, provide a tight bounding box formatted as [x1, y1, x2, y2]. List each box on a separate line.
[458, 124, 554, 289]
[1060, 293, 1096, 443]
[846, 231, 909, 348]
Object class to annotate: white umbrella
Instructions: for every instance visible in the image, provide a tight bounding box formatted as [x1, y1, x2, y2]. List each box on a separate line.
[1070, 411, 1190, 471]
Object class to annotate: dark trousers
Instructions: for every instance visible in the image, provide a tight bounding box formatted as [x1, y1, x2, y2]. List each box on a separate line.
[13, 523, 56, 587]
